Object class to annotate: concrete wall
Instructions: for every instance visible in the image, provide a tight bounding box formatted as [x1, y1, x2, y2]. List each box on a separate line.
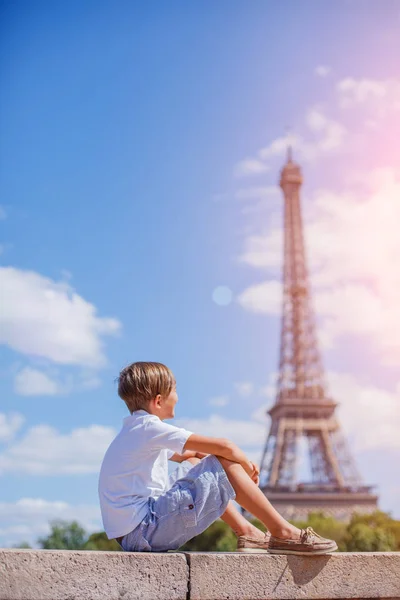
[1, 549, 399, 600]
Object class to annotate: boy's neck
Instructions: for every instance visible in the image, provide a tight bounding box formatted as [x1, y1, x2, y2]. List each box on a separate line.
[133, 408, 165, 420]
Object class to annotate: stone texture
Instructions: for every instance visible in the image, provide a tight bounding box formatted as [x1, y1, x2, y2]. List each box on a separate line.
[186, 551, 400, 600]
[0, 550, 189, 600]
[1, 549, 400, 600]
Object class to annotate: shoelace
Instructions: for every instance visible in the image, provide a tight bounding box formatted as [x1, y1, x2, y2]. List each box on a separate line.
[301, 527, 317, 543]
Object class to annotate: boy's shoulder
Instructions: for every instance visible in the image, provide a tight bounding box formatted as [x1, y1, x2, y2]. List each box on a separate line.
[125, 411, 168, 432]
[124, 411, 188, 438]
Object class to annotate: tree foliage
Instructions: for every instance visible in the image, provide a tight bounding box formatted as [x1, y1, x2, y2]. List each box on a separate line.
[13, 509, 400, 552]
[35, 520, 120, 551]
[84, 531, 120, 551]
[344, 511, 399, 551]
[180, 519, 237, 552]
[13, 541, 32, 549]
[181, 510, 399, 552]
[38, 519, 88, 550]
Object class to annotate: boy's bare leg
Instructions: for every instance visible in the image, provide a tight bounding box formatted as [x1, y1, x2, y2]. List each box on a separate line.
[220, 501, 265, 539]
[185, 456, 263, 539]
[216, 457, 301, 539]
[185, 455, 297, 538]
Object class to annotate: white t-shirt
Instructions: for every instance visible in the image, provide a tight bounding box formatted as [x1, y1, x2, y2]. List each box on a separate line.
[98, 410, 193, 539]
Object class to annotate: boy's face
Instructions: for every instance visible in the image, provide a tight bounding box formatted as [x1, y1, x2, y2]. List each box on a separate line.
[152, 383, 178, 420]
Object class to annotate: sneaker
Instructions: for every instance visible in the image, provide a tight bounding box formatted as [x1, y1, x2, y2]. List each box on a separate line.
[237, 531, 271, 553]
[268, 526, 338, 556]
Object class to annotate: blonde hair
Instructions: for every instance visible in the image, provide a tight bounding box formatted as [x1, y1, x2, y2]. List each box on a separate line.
[117, 361, 176, 413]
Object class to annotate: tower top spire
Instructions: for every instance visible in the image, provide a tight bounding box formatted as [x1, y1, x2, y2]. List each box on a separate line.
[280, 147, 302, 187]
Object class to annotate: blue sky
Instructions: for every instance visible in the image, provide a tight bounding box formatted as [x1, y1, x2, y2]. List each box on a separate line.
[1, 1, 400, 546]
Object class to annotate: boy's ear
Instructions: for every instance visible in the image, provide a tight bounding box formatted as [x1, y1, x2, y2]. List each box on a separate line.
[154, 394, 162, 409]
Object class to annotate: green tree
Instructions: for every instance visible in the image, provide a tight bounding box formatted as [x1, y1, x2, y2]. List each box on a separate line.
[180, 518, 267, 552]
[344, 522, 395, 551]
[12, 541, 32, 549]
[25, 510, 400, 553]
[290, 509, 399, 552]
[37, 520, 122, 551]
[344, 511, 398, 552]
[84, 532, 120, 551]
[38, 520, 87, 550]
[180, 520, 237, 552]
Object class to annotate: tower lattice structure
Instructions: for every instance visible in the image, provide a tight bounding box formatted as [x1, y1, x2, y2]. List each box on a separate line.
[259, 150, 378, 521]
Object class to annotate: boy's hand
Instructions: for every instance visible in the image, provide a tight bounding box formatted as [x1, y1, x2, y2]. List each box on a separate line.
[249, 461, 260, 485]
[240, 459, 259, 483]
[182, 450, 208, 461]
[170, 450, 208, 463]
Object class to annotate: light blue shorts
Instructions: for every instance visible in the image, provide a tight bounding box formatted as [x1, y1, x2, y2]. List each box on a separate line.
[120, 455, 236, 552]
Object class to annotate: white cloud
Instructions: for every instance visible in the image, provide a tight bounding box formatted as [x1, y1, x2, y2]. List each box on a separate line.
[208, 395, 229, 407]
[311, 170, 400, 359]
[315, 65, 331, 78]
[14, 367, 62, 396]
[328, 372, 400, 453]
[0, 413, 24, 443]
[258, 134, 300, 162]
[235, 107, 347, 179]
[337, 77, 400, 112]
[238, 167, 400, 363]
[316, 284, 384, 344]
[234, 76, 399, 184]
[13, 366, 102, 396]
[236, 280, 281, 315]
[238, 229, 281, 269]
[234, 158, 270, 178]
[0, 267, 121, 368]
[0, 498, 101, 548]
[305, 106, 346, 152]
[176, 414, 266, 449]
[0, 421, 116, 475]
[234, 382, 254, 397]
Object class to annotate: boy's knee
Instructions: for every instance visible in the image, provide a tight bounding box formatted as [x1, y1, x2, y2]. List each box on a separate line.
[214, 455, 237, 470]
[186, 456, 202, 466]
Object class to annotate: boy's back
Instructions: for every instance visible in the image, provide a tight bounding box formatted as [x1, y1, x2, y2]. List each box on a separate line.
[98, 409, 192, 540]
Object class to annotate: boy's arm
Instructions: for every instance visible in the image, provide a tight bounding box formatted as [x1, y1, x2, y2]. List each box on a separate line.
[182, 434, 254, 478]
[168, 450, 208, 463]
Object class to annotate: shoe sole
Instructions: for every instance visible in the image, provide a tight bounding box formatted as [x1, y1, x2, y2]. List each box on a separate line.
[237, 547, 269, 553]
[268, 544, 338, 556]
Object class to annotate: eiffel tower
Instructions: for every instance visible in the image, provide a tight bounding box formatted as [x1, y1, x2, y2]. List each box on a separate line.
[259, 149, 378, 522]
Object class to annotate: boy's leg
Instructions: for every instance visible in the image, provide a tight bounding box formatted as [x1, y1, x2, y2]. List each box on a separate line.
[220, 501, 265, 539]
[186, 455, 291, 539]
[216, 457, 301, 539]
[185, 457, 265, 540]
[184, 456, 264, 540]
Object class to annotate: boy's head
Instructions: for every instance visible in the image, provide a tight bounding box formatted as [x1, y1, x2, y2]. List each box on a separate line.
[117, 361, 177, 419]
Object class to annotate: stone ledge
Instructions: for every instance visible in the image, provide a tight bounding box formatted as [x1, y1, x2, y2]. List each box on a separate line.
[1, 549, 399, 600]
[0, 549, 189, 600]
[186, 552, 400, 600]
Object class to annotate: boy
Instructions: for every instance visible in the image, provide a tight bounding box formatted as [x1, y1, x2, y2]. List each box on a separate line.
[98, 361, 338, 554]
